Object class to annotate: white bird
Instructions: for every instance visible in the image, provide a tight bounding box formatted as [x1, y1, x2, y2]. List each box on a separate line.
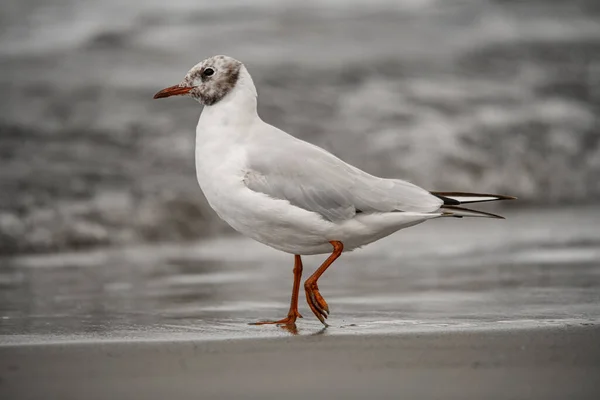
[154, 55, 515, 326]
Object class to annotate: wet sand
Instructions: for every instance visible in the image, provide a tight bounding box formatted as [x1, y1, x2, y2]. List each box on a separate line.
[2, 324, 599, 399]
[2, 207, 600, 340]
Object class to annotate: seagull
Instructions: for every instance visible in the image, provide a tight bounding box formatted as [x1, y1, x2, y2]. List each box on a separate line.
[154, 55, 515, 326]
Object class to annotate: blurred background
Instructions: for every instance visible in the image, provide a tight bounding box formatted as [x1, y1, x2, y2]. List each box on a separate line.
[1, 0, 599, 338]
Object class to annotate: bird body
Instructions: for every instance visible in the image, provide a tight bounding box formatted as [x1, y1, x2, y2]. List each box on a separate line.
[195, 61, 445, 255]
[154, 55, 516, 325]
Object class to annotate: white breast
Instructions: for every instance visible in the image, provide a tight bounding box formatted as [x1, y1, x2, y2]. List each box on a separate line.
[195, 111, 247, 216]
[194, 68, 257, 217]
[195, 111, 340, 254]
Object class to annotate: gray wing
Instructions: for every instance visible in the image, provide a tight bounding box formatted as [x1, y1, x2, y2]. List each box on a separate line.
[244, 134, 442, 221]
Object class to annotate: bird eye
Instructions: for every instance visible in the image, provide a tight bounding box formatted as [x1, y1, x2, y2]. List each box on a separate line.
[203, 68, 215, 77]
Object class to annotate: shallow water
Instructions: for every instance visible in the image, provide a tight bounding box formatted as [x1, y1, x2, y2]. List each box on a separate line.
[1, 206, 599, 343]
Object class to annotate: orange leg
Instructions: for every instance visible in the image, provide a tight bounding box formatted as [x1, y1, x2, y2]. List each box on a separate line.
[304, 241, 344, 326]
[251, 255, 303, 325]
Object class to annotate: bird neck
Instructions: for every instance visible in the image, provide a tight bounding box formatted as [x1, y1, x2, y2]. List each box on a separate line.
[199, 66, 259, 127]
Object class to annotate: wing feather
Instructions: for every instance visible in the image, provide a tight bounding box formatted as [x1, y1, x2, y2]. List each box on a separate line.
[244, 130, 442, 221]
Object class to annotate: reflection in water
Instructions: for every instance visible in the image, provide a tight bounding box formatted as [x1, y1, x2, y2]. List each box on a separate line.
[1, 207, 599, 342]
[278, 324, 299, 336]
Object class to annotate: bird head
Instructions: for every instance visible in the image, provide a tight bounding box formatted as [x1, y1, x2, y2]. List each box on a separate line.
[153, 55, 243, 106]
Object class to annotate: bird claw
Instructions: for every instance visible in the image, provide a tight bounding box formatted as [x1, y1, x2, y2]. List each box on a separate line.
[305, 283, 330, 326]
[313, 290, 329, 314]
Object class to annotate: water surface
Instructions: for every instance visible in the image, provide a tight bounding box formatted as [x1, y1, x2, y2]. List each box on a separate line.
[1, 207, 599, 343]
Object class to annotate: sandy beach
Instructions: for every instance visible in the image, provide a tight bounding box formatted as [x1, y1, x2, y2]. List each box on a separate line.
[2, 324, 599, 399]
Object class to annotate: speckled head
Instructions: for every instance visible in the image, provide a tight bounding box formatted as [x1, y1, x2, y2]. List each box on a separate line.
[153, 55, 243, 106]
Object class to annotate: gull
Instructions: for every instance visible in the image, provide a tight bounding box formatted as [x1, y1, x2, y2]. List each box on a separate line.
[154, 55, 515, 326]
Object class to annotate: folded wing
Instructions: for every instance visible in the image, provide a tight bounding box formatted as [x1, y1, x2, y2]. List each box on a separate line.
[244, 136, 442, 221]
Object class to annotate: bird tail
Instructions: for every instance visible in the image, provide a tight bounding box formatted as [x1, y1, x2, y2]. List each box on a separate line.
[432, 192, 516, 219]
[440, 205, 504, 219]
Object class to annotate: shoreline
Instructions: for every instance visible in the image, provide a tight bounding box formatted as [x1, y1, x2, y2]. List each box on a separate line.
[1, 317, 598, 347]
[2, 323, 599, 399]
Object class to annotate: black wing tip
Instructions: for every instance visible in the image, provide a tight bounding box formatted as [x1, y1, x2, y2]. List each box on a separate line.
[431, 192, 517, 202]
[432, 193, 461, 205]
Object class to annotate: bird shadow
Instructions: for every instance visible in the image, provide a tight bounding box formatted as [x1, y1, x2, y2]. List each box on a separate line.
[310, 326, 328, 336]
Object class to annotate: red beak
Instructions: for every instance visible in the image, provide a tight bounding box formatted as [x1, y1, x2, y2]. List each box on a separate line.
[153, 85, 193, 99]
